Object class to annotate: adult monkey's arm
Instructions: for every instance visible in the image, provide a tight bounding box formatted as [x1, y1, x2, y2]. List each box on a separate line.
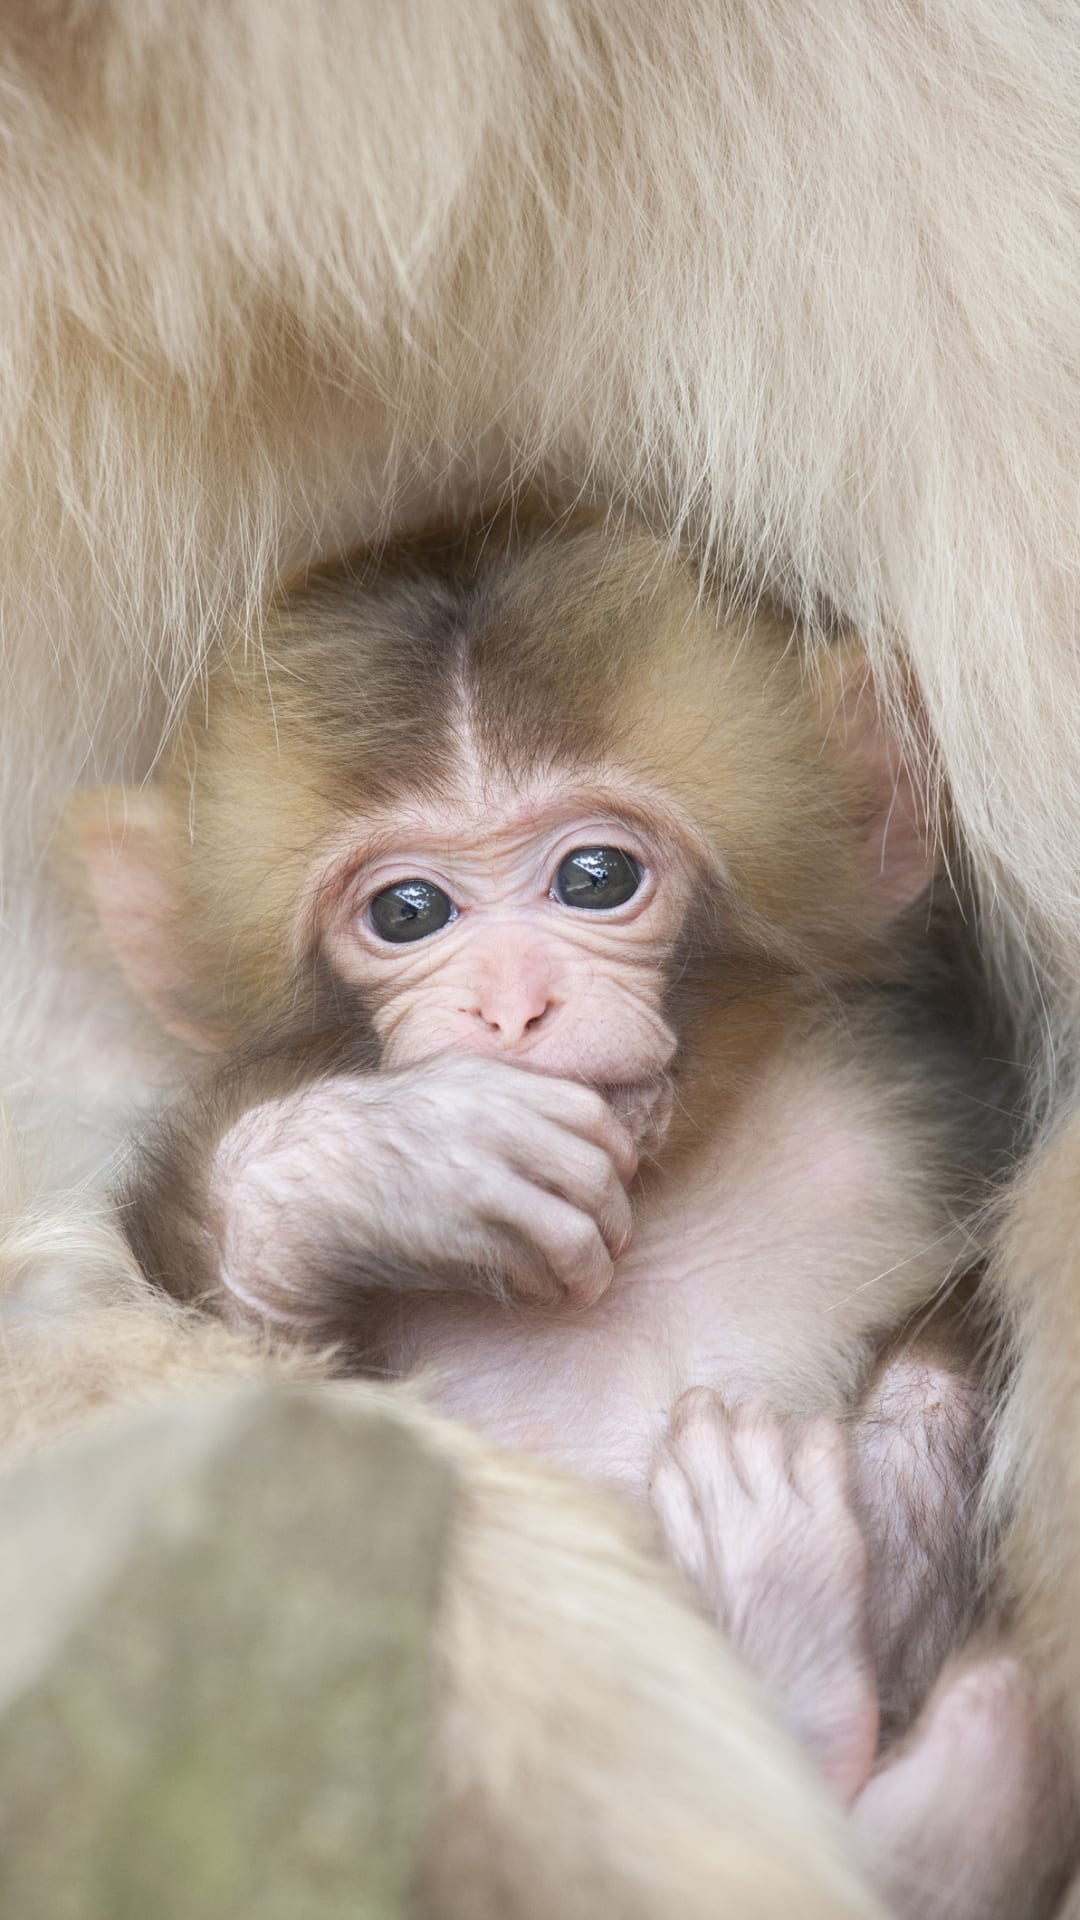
[0, 1225, 883, 1919]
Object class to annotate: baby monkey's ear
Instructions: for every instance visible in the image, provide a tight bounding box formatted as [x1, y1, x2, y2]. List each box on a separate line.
[819, 644, 940, 922]
[62, 786, 225, 1052]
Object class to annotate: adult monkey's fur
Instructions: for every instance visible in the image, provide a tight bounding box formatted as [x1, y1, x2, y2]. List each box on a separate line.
[2, 0, 1079, 1909]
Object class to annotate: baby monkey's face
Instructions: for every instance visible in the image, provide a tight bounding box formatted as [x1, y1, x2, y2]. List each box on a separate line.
[311, 763, 695, 1144]
[65, 522, 937, 1141]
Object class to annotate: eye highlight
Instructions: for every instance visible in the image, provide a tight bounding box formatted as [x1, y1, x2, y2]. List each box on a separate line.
[554, 846, 643, 910]
[369, 880, 456, 943]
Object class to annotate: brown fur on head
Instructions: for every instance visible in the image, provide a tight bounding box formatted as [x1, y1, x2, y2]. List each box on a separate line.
[68, 509, 935, 1053]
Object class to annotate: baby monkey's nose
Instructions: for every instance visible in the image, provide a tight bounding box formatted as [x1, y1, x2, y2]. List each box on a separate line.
[463, 955, 562, 1047]
[470, 987, 560, 1046]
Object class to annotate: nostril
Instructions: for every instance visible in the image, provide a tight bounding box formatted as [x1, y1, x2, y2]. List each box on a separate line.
[524, 1005, 547, 1033]
[471, 1008, 501, 1032]
[463, 995, 557, 1041]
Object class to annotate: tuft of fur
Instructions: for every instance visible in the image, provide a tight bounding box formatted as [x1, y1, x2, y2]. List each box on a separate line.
[2, 3, 1078, 982]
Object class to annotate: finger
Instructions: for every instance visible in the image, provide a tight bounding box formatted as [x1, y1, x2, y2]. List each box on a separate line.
[649, 1451, 710, 1590]
[790, 1416, 852, 1513]
[504, 1113, 634, 1258]
[504, 1075, 639, 1186]
[489, 1177, 615, 1308]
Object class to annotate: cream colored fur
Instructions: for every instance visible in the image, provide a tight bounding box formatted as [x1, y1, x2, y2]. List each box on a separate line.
[0, 1279, 884, 1916]
[2, 0, 1079, 1907]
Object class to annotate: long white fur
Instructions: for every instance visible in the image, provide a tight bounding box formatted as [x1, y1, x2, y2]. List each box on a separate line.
[3, 5, 1078, 932]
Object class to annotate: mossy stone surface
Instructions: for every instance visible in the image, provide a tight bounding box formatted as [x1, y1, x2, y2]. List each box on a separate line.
[0, 1386, 454, 1920]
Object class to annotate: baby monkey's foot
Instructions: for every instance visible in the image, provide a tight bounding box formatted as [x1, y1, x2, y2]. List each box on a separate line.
[650, 1388, 879, 1802]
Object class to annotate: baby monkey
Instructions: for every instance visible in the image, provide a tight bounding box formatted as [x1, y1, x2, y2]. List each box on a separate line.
[73, 511, 1071, 1917]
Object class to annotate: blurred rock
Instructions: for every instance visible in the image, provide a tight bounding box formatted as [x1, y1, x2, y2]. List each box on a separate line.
[0, 1384, 453, 1918]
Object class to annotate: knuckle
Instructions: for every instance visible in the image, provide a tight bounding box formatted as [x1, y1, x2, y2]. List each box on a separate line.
[471, 1166, 516, 1224]
[575, 1141, 613, 1197]
[577, 1086, 614, 1134]
[552, 1080, 607, 1132]
[560, 1213, 598, 1264]
[548, 1214, 605, 1286]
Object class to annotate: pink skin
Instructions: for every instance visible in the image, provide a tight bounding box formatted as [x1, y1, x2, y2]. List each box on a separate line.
[313, 772, 693, 1095]
[650, 1391, 880, 1805]
[213, 1055, 641, 1320]
[650, 1386, 1072, 1920]
[214, 771, 689, 1326]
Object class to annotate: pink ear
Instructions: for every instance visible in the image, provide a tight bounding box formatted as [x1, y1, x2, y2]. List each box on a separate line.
[71, 788, 223, 1052]
[824, 651, 938, 920]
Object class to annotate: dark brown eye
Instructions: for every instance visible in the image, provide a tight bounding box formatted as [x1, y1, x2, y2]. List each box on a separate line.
[369, 880, 456, 943]
[554, 847, 642, 910]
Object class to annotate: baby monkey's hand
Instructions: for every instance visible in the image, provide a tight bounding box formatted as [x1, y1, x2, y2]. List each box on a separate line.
[209, 1053, 638, 1324]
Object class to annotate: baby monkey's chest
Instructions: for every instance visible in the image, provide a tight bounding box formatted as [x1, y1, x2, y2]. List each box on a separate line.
[385, 1062, 958, 1493]
[388, 1189, 888, 1496]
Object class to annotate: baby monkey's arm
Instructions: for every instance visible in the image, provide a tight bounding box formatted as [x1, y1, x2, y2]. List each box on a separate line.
[121, 1037, 637, 1337]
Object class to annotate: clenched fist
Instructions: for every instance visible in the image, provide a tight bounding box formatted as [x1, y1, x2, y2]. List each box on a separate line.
[209, 1054, 639, 1325]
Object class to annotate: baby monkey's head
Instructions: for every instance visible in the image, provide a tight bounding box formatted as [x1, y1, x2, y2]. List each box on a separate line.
[70, 511, 937, 1145]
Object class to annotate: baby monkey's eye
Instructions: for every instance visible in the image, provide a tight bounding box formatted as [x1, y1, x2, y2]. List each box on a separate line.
[554, 847, 643, 910]
[369, 880, 456, 943]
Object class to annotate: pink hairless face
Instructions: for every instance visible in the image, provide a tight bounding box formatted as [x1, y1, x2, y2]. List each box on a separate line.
[311, 767, 701, 1145]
